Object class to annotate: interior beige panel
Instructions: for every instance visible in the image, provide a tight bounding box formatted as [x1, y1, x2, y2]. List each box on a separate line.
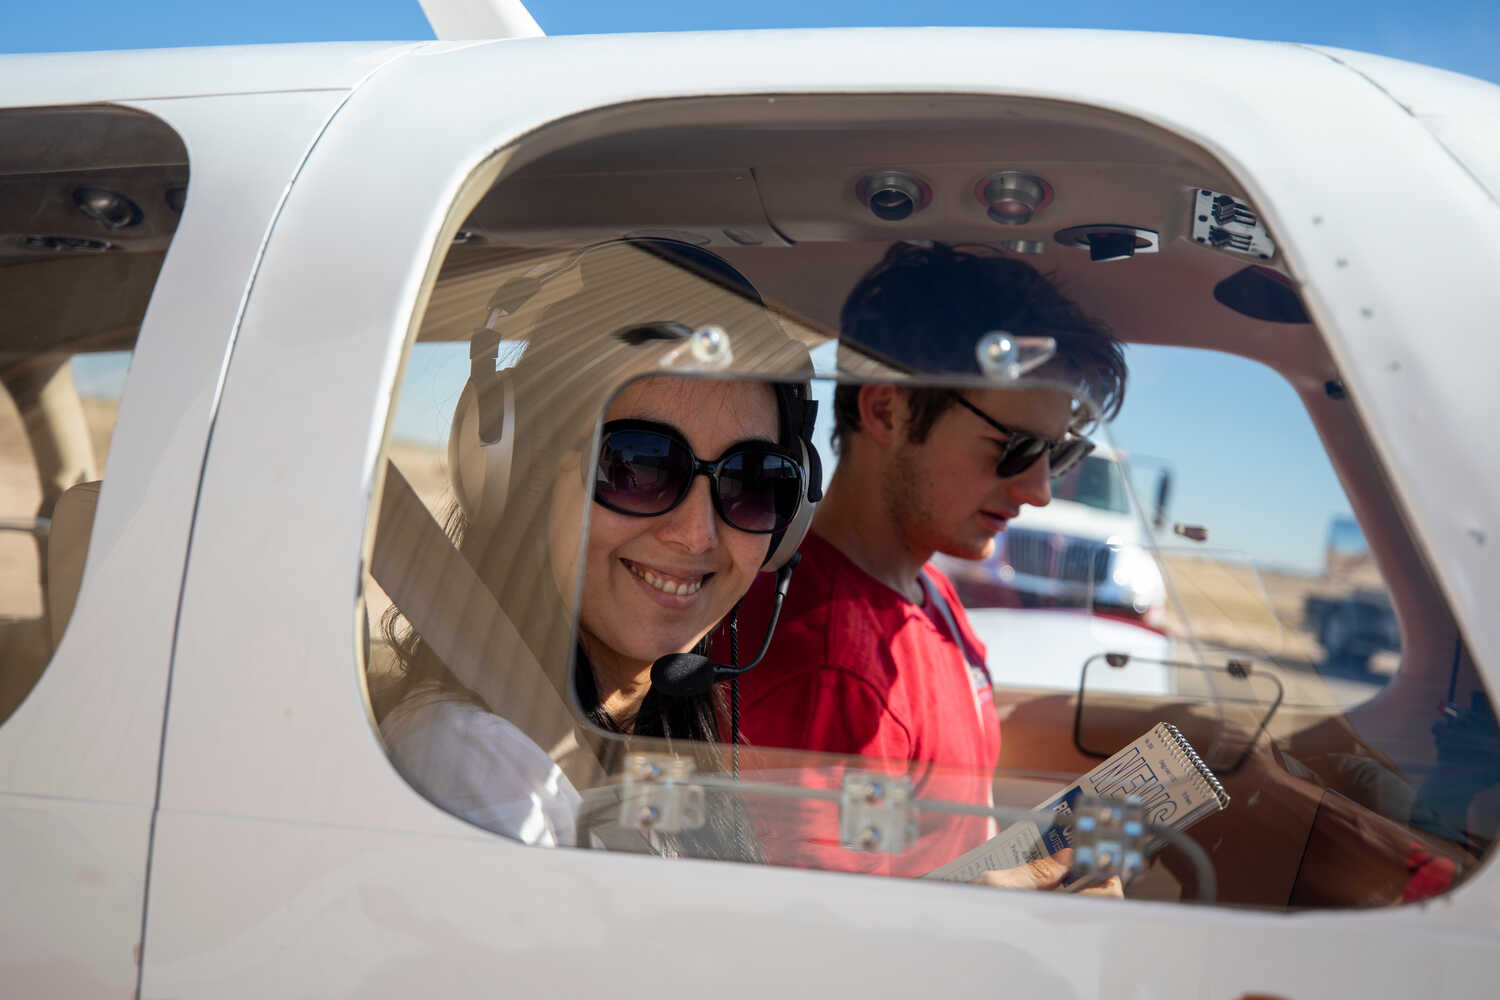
[0, 105, 187, 355]
[0, 252, 163, 361]
[0, 105, 190, 177]
[438, 93, 1327, 375]
[464, 167, 786, 249]
[424, 239, 1331, 386]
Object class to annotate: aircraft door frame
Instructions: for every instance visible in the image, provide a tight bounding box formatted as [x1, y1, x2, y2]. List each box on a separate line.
[0, 90, 349, 994]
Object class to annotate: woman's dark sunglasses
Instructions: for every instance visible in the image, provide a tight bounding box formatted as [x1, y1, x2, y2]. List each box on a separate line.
[593, 420, 805, 534]
[948, 392, 1095, 479]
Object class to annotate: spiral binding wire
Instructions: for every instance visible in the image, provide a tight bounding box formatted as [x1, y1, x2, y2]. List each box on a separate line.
[1160, 722, 1231, 810]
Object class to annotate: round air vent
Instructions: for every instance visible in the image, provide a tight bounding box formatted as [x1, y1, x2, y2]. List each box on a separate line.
[855, 170, 932, 222]
[74, 187, 143, 230]
[975, 172, 1052, 225]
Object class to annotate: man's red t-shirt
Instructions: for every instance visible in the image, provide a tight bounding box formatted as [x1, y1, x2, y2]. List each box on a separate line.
[718, 530, 1001, 876]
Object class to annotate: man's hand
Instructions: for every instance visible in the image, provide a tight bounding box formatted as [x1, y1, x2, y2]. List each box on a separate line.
[972, 848, 1124, 898]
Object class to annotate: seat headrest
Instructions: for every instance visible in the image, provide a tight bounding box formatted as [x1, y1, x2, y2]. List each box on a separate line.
[47, 480, 101, 649]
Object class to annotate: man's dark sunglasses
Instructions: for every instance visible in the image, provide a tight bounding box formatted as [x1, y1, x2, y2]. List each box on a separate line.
[593, 420, 805, 534]
[948, 392, 1095, 479]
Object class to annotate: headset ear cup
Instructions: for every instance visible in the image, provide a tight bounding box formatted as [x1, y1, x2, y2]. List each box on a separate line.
[449, 381, 484, 522]
[764, 437, 816, 571]
[798, 391, 823, 503]
[448, 373, 515, 526]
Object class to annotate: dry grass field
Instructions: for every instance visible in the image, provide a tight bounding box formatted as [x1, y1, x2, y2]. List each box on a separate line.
[1160, 554, 1324, 663]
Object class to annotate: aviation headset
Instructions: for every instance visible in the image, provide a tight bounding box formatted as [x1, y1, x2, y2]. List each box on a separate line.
[448, 238, 823, 571]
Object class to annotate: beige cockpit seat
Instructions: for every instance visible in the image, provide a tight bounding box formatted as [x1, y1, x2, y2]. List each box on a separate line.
[0, 480, 99, 726]
[370, 463, 603, 782]
[46, 479, 101, 650]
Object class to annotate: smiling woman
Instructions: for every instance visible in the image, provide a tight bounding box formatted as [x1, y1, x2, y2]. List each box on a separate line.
[372, 239, 822, 854]
[575, 377, 787, 732]
[379, 374, 801, 852]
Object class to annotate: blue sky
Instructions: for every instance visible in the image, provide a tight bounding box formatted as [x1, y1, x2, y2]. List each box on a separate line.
[3, 0, 1497, 85]
[23, 1, 1494, 576]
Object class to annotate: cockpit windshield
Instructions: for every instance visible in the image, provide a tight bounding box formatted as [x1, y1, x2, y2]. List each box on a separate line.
[364, 91, 1499, 915]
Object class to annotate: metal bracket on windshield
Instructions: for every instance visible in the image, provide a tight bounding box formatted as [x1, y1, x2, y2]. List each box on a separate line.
[839, 771, 917, 853]
[974, 331, 1056, 381]
[655, 323, 735, 371]
[620, 754, 706, 834]
[1064, 796, 1152, 889]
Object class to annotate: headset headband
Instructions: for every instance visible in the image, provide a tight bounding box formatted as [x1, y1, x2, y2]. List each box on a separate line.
[449, 238, 821, 570]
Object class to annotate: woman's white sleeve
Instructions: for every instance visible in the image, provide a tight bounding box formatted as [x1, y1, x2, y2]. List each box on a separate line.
[382, 697, 582, 847]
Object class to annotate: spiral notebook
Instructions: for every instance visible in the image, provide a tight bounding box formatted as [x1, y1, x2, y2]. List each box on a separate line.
[924, 722, 1230, 882]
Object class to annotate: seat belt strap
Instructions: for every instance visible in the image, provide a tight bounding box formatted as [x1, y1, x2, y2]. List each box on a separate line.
[919, 569, 987, 674]
[371, 461, 604, 786]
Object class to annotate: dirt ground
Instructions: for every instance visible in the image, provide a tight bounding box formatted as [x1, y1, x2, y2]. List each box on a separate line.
[1160, 554, 1321, 662]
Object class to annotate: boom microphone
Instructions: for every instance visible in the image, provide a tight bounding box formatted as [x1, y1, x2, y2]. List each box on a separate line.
[650, 553, 800, 698]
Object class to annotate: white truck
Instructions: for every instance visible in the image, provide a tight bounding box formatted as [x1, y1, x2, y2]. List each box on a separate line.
[936, 444, 1175, 691]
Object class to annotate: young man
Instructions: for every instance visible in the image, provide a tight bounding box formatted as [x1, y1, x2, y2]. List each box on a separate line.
[727, 242, 1127, 877]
